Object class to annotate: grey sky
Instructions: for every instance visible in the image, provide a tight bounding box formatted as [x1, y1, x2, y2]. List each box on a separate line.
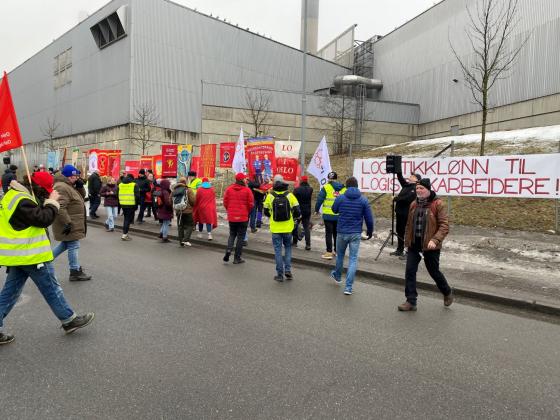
[2, 0, 437, 72]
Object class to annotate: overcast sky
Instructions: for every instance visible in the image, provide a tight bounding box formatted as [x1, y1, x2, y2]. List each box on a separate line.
[2, 0, 437, 72]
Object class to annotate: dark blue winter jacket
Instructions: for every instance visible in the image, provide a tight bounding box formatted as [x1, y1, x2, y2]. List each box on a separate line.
[314, 181, 345, 221]
[332, 187, 374, 235]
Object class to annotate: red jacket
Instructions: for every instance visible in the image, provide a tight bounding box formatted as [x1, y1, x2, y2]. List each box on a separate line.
[223, 182, 254, 223]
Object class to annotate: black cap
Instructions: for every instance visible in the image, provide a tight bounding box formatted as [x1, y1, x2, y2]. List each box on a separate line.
[188, 171, 196, 177]
[417, 178, 431, 191]
[9, 164, 18, 171]
[327, 171, 337, 180]
[139, 169, 146, 175]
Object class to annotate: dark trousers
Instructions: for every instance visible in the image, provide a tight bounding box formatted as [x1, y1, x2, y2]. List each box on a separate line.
[89, 194, 101, 216]
[177, 213, 194, 243]
[151, 201, 158, 220]
[227, 221, 248, 259]
[395, 211, 408, 252]
[405, 240, 452, 305]
[293, 214, 311, 246]
[137, 196, 148, 222]
[324, 220, 338, 253]
[122, 208, 136, 235]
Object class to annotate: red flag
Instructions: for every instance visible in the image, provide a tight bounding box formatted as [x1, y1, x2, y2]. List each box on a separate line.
[200, 144, 217, 178]
[219, 142, 236, 168]
[0, 72, 24, 153]
[161, 144, 178, 177]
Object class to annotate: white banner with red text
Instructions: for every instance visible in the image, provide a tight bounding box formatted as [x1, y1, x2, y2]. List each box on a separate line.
[353, 154, 560, 199]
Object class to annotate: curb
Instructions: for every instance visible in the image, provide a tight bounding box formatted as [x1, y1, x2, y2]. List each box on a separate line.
[88, 220, 560, 317]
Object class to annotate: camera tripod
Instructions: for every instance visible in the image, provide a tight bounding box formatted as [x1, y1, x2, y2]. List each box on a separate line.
[375, 172, 404, 261]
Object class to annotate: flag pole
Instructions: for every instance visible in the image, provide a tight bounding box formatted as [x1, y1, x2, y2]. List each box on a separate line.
[20, 145, 35, 199]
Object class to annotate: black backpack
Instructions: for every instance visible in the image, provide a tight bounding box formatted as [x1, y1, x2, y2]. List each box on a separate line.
[271, 191, 291, 222]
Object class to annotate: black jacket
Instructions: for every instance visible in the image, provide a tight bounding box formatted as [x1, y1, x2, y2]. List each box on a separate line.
[394, 173, 417, 215]
[136, 175, 152, 196]
[247, 179, 265, 205]
[2, 169, 17, 193]
[293, 183, 313, 216]
[5, 183, 59, 231]
[87, 172, 102, 196]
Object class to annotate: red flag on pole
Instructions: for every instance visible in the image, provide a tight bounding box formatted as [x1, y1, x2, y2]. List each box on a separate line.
[0, 72, 24, 153]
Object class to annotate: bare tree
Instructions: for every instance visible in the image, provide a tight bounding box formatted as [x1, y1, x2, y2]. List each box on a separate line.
[320, 93, 357, 155]
[243, 89, 271, 137]
[130, 102, 161, 155]
[450, 0, 529, 156]
[41, 117, 66, 152]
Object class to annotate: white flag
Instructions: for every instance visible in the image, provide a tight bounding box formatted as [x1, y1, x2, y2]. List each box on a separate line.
[232, 128, 246, 174]
[307, 136, 331, 186]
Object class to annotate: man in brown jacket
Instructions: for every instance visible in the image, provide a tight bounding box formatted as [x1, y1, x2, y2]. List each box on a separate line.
[171, 177, 196, 247]
[398, 178, 453, 311]
[52, 165, 92, 282]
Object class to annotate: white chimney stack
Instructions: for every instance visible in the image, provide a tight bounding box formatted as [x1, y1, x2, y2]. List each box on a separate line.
[300, 0, 319, 55]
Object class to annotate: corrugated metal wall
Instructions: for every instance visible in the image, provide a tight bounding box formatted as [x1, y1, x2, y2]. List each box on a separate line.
[201, 82, 419, 124]
[130, 0, 349, 133]
[374, 0, 560, 123]
[9, 0, 132, 143]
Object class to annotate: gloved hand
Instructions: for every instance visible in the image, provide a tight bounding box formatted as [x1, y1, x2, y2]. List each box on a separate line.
[366, 231, 373, 240]
[75, 179, 85, 189]
[62, 224, 72, 235]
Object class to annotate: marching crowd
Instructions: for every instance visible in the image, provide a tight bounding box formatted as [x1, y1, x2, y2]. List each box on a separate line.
[0, 161, 453, 345]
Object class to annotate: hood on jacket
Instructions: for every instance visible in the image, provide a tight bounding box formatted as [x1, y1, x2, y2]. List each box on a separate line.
[329, 181, 345, 191]
[172, 184, 187, 196]
[273, 182, 289, 192]
[173, 182, 187, 190]
[160, 179, 171, 190]
[201, 181, 212, 188]
[54, 172, 72, 185]
[344, 187, 362, 199]
[229, 182, 247, 192]
[122, 175, 134, 184]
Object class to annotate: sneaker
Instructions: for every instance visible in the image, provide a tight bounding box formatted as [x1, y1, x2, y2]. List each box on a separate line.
[208, 233, 213, 241]
[330, 270, 342, 285]
[343, 289, 353, 295]
[62, 313, 95, 335]
[109, 228, 114, 232]
[121, 234, 132, 241]
[285, 272, 293, 280]
[305, 245, 311, 251]
[399, 253, 407, 260]
[69, 267, 92, 282]
[223, 251, 231, 262]
[321, 252, 333, 260]
[180, 242, 185, 247]
[233, 258, 245, 264]
[398, 302, 417, 311]
[274, 274, 284, 282]
[160, 238, 170, 243]
[0, 332, 15, 345]
[196, 232, 202, 239]
[444, 291, 454, 307]
[390, 250, 404, 257]
[251, 228, 258, 233]
[185, 242, 192, 247]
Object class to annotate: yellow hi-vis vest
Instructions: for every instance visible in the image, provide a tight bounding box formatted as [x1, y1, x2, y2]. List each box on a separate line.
[0, 190, 54, 266]
[322, 183, 346, 216]
[118, 183, 136, 206]
[188, 178, 202, 190]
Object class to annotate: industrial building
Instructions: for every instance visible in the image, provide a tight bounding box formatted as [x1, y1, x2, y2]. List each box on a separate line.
[6, 0, 560, 167]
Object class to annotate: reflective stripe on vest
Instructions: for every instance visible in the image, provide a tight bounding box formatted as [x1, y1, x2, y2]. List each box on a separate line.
[0, 190, 54, 266]
[322, 183, 346, 216]
[118, 183, 136, 206]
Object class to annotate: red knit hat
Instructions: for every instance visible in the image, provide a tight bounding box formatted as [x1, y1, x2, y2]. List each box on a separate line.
[235, 173, 246, 181]
[32, 171, 54, 193]
[301, 176, 308, 182]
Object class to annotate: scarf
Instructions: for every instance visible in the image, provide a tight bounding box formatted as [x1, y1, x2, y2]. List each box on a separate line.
[414, 197, 429, 239]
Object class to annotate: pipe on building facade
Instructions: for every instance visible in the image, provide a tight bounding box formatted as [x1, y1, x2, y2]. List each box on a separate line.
[334, 75, 383, 90]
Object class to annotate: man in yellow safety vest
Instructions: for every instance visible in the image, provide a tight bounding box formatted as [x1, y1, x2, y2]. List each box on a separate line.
[314, 171, 346, 260]
[0, 179, 94, 345]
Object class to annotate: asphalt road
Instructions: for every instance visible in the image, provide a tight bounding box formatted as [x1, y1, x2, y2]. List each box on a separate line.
[1, 226, 559, 419]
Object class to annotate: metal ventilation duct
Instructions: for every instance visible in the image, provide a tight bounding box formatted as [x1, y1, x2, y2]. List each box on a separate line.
[334, 75, 383, 90]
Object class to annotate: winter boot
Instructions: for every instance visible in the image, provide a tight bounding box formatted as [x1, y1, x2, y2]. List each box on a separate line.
[62, 313, 95, 334]
[69, 267, 92, 282]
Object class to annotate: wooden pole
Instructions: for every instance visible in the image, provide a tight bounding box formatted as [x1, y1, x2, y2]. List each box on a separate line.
[20, 145, 35, 199]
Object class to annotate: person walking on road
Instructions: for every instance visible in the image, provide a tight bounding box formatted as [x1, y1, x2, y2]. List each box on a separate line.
[330, 177, 374, 295]
[292, 175, 313, 250]
[135, 169, 151, 224]
[0, 179, 94, 345]
[87, 169, 102, 219]
[2, 164, 18, 194]
[247, 175, 265, 233]
[391, 172, 421, 257]
[118, 173, 140, 241]
[193, 178, 218, 241]
[264, 175, 301, 282]
[315, 171, 346, 260]
[398, 178, 454, 311]
[157, 179, 173, 243]
[52, 165, 92, 282]
[100, 177, 118, 232]
[223, 173, 254, 264]
[172, 177, 196, 247]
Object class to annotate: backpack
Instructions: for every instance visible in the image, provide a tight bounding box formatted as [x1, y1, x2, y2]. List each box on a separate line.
[173, 189, 190, 211]
[153, 189, 163, 208]
[271, 191, 291, 222]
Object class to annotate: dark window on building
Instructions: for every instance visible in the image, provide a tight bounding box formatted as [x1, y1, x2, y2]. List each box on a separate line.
[90, 6, 127, 49]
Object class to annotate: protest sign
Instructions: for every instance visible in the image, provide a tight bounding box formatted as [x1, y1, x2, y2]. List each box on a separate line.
[161, 144, 178, 177]
[200, 144, 217, 178]
[219, 142, 236, 168]
[275, 141, 300, 182]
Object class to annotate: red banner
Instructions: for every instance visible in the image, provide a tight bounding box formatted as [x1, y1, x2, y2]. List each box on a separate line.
[190, 156, 201, 175]
[124, 160, 140, 177]
[152, 155, 162, 178]
[88, 149, 121, 178]
[275, 157, 299, 182]
[161, 144, 178, 177]
[0, 72, 24, 153]
[246, 139, 275, 181]
[200, 144, 217, 178]
[219, 142, 236, 168]
[140, 155, 153, 172]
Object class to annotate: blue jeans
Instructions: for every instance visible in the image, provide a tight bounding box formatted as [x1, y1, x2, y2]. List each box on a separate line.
[52, 240, 81, 271]
[272, 233, 292, 276]
[0, 263, 75, 331]
[198, 223, 212, 233]
[160, 219, 171, 238]
[249, 205, 257, 230]
[331, 233, 361, 291]
[106, 206, 118, 229]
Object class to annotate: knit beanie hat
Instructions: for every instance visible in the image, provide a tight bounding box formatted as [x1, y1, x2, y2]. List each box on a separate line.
[417, 178, 431, 191]
[31, 171, 54, 193]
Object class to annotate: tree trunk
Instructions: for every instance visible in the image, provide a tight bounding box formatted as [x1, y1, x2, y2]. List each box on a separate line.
[480, 80, 488, 156]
